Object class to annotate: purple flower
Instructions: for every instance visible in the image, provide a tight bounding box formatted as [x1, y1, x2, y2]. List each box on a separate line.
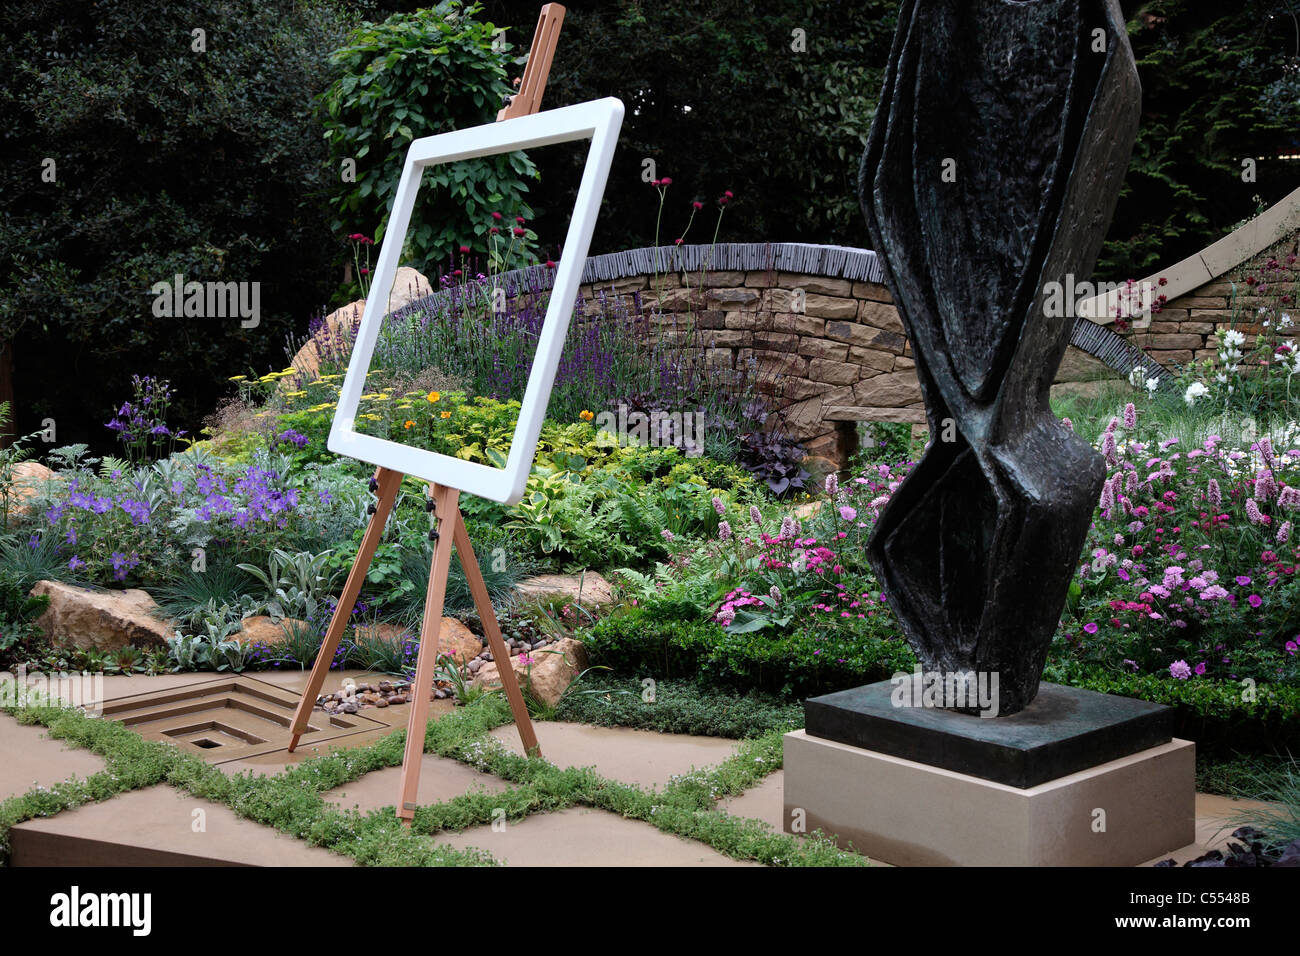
[1169, 660, 1192, 680]
[839, 505, 857, 522]
[712, 496, 725, 516]
[717, 520, 732, 542]
[1247, 594, 1263, 608]
[1083, 622, 1099, 635]
[1194, 662, 1207, 676]
[67, 556, 85, 571]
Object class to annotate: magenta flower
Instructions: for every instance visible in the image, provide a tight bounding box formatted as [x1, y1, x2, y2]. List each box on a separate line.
[1194, 662, 1207, 676]
[1248, 594, 1263, 608]
[1083, 622, 1099, 635]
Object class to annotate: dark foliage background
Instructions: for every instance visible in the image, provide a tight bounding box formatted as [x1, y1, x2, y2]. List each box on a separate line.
[0, 0, 353, 449]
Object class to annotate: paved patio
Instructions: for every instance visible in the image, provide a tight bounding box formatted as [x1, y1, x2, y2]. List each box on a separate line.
[0, 671, 1281, 867]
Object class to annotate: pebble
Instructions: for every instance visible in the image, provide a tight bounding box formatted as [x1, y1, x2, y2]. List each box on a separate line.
[374, 698, 389, 708]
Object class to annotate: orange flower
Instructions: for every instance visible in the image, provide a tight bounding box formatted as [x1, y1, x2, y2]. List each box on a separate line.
[440, 410, 451, 419]
[403, 420, 415, 429]
[426, 391, 441, 403]
[579, 409, 594, 421]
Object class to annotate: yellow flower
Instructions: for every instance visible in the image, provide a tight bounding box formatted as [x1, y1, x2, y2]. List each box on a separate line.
[228, 375, 247, 382]
[426, 391, 441, 403]
[360, 413, 382, 421]
[440, 410, 451, 419]
[285, 390, 307, 398]
[404, 420, 415, 429]
[579, 409, 594, 421]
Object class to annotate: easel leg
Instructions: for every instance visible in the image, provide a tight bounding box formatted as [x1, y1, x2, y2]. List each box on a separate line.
[288, 467, 403, 752]
[396, 484, 460, 822]
[451, 510, 541, 757]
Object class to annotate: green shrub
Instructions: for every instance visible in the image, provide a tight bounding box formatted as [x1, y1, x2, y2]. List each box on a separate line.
[581, 605, 916, 699]
[320, 1, 537, 273]
[1044, 660, 1300, 757]
[555, 677, 801, 738]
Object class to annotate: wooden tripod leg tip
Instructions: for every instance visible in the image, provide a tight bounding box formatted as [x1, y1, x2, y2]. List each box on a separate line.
[287, 733, 300, 753]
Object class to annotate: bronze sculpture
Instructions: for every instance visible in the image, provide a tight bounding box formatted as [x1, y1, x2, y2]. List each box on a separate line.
[860, 0, 1141, 715]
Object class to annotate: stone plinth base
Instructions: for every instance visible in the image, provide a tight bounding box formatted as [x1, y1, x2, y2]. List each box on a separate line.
[783, 730, 1195, 866]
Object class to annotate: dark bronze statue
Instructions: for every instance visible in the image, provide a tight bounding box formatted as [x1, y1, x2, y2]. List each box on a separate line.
[859, 0, 1141, 715]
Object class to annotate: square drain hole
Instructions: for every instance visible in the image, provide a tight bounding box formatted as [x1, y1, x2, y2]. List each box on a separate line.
[100, 676, 390, 762]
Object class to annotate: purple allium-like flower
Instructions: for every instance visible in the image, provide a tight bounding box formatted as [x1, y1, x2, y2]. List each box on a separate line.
[1278, 521, 1292, 544]
[769, 585, 781, 603]
[717, 520, 732, 542]
[712, 495, 725, 516]
[1245, 498, 1269, 525]
[716, 606, 736, 626]
[1123, 402, 1137, 430]
[750, 505, 762, 525]
[1169, 660, 1192, 680]
[824, 473, 838, 496]
[660, 528, 674, 543]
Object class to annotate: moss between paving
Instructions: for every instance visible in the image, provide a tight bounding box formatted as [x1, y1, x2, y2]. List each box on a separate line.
[0, 684, 866, 867]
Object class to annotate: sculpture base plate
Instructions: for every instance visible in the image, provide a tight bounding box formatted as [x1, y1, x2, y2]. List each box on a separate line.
[804, 680, 1173, 788]
[783, 730, 1195, 866]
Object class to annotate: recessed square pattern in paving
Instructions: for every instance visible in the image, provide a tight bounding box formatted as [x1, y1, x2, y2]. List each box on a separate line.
[98, 675, 389, 763]
[0, 713, 108, 802]
[8, 784, 353, 867]
[489, 721, 739, 790]
[439, 806, 761, 866]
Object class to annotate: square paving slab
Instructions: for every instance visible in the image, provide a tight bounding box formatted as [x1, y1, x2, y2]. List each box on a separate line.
[437, 805, 761, 866]
[0, 713, 108, 802]
[8, 784, 353, 867]
[489, 721, 739, 789]
[323, 756, 510, 814]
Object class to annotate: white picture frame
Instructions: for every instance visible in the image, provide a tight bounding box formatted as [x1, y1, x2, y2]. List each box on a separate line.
[327, 97, 625, 505]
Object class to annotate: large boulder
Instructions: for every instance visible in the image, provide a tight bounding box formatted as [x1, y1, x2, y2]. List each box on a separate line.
[7, 461, 62, 516]
[516, 572, 614, 606]
[353, 617, 482, 665]
[233, 615, 309, 648]
[29, 581, 173, 652]
[472, 637, 588, 707]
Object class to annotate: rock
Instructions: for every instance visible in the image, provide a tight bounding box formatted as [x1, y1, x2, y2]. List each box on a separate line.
[29, 581, 173, 652]
[388, 695, 407, 705]
[7, 462, 63, 516]
[355, 617, 481, 665]
[516, 572, 614, 606]
[472, 637, 589, 708]
[374, 698, 389, 708]
[233, 615, 309, 647]
[340, 702, 359, 714]
[467, 659, 482, 674]
[378, 681, 393, 693]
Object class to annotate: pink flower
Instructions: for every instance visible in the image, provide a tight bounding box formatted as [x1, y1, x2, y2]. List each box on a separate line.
[1123, 403, 1137, 430]
[1278, 521, 1292, 544]
[1246, 499, 1270, 525]
[1248, 594, 1263, 608]
[839, 505, 857, 522]
[1083, 622, 1099, 635]
[717, 520, 732, 541]
[750, 506, 762, 525]
[1169, 660, 1192, 680]
[712, 496, 725, 516]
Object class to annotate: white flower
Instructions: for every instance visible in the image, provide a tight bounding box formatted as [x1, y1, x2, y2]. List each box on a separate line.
[1184, 382, 1209, 406]
[1145, 378, 1159, 394]
[1223, 329, 1246, 348]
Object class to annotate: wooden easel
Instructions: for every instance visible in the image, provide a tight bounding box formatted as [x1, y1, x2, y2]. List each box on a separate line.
[287, 3, 567, 823]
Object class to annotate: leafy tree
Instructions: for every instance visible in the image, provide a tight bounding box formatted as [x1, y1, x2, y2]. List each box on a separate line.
[1100, 1, 1300, 277]
[0, 0, 355, 449]
[320, 1, 539, 276]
